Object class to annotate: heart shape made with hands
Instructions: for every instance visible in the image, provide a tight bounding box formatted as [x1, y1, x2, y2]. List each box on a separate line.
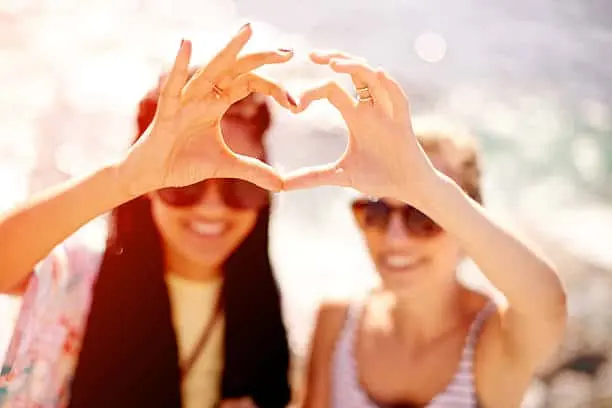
[126, 23, 435, 204]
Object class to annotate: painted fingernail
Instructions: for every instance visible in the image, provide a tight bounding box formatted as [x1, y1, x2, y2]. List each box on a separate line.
[287, 92, 297, 108]
[278, 48, 293, 54]
[287, 93, 297, 107]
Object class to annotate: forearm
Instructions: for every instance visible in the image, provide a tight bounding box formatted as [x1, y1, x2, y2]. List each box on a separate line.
[407, 172, 566, 317]
[0, 163, 134, 292]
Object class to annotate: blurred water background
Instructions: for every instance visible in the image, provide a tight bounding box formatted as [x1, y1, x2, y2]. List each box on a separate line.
[0, 0, 611, 406]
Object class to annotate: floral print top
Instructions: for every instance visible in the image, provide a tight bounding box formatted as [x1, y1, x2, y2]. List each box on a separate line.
[0, 229, 104, 408]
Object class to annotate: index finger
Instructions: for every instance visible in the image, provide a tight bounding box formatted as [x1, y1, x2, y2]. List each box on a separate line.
[157, 39, 192, 119]
[204, 23, 253, 79]
[183, 24, 253, 99]
[228, 73, 298, 111]
[309, 51, 365, 65]
[376, 69, 411, 123]
[295, 81, 356, 116]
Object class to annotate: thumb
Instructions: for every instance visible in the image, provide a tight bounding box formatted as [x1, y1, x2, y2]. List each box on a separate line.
[220, 155, 283, 192]
[282, 163, 349, 191]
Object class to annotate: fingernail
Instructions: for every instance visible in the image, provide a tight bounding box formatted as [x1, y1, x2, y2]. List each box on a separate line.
[287, 93, 297, 107]
[240, 22, 251, 32]
[278, 48, 293, 54]
[180, 39, 184, 47]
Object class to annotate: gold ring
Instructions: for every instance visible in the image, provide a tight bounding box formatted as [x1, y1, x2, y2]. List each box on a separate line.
[356, 86, 373, 103]
[212, 84, 224, 99]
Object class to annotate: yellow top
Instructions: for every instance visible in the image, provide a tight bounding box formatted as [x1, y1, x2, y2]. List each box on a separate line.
[166, 273, 224, 408]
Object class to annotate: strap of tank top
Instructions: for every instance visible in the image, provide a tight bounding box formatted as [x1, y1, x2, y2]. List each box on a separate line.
[466, 301, 497, 348]
[345, 301, 360, 327]
[341, 299, 366, 362]
[344, 297, 369, 339]
[180, 291, 223, 379]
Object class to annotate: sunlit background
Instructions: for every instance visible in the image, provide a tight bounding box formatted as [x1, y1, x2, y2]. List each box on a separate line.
[1, 0, 611, 406]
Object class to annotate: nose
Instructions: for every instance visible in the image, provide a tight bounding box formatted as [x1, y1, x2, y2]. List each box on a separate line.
[191, 182, 228, 215]
[383, 211, 415, 245]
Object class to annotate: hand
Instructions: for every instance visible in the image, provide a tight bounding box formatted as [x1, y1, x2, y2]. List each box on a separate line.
[218, 397, 258, 408]
[118, 24, 297, 196]
[283, 52, 439, 203]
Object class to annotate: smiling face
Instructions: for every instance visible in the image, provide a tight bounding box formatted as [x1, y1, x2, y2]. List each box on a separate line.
[148, 94, 271, 276]
[355, 132, 482, 293]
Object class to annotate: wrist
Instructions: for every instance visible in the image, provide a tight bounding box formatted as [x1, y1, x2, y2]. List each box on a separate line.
[105, 161, 152, 202]
[400, 170, 457, 213]
[112, 144, 165, 199]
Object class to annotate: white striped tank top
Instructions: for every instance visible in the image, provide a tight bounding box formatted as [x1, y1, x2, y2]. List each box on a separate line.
[330, 301, 496, 408]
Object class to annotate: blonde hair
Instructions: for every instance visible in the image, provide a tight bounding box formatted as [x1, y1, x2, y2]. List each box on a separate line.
[416, 130, 483, 204]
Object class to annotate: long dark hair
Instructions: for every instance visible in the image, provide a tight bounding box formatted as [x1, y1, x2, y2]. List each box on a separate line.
[68, 90, 290, 407]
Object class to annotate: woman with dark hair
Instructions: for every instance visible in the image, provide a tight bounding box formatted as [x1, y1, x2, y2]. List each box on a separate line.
[0, 26, 297, 408]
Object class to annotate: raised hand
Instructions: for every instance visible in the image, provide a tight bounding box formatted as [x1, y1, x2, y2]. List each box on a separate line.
[283, 52, 439, 203]
[118, 24, 297, 196]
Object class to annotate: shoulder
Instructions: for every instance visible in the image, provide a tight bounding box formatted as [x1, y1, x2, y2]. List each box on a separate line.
[316, 299, 351, 325]
[460, 290, 503, 369]
[308, 297, 354, 361]
[0, 222, 107, 403]
[458, 288, 500, 345]
[466, 289, 502, 348]
[302, 298, 354, 406]
[472, 294, 534, 407]
[35, 221, 107, 287]
[313, 298, 352, 342]
[15, 220, 107, 306]
[19, 222, 107, 317]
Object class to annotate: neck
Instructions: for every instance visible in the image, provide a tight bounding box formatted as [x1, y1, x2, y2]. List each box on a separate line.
[164, 251, 222, 283]
[381, 283, 466, 341]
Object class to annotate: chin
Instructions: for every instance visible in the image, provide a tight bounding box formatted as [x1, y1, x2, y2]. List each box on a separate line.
[176, 229, 240, 267]
[182, 248, 228, 270]
[379, 271, 420, 290]
[378, 263, 436, 291]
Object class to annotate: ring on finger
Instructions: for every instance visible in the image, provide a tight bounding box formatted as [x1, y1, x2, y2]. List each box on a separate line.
[356, 86, 373, 103]
[212, 83, 224, 99]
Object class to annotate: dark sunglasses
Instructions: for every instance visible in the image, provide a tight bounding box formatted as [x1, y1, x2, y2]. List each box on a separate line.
[156, 179, 269, 209]
[351, 198, 442, 238]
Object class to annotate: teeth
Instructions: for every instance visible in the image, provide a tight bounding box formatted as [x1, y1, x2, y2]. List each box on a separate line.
[189, 221, 226, 236]
[384, 255, 419, 269]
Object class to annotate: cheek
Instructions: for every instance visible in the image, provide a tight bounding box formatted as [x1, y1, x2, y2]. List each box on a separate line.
[150, 198, 260, 267]
[150, 198, 184, 240]
[226, 210, 259, 246]
[426, 234, 463, 268]
[362, 229, 385, 254]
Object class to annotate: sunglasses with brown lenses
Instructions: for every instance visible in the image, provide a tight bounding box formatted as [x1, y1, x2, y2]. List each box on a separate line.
[351, 198, 442, 238]
[156, 179, 269, 210]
